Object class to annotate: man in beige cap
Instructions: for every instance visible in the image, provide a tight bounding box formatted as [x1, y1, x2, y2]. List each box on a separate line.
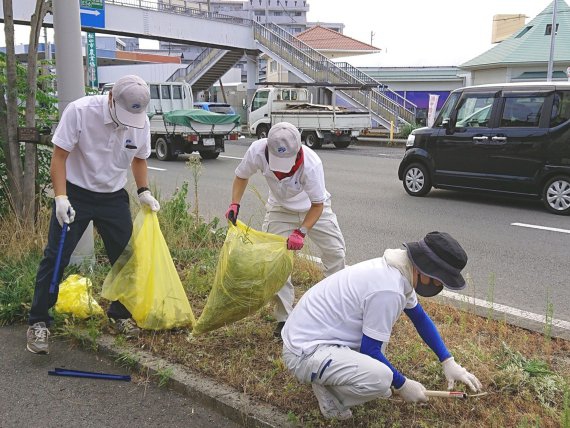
[26, 75, 160, 355]
[226, 122, 346, 337]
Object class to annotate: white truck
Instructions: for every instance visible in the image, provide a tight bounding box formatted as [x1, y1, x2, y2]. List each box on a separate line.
[101, 82, 240, 160]
[248, 86, 371, 149]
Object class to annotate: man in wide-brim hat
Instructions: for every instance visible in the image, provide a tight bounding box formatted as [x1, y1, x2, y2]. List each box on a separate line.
[281, 231, 482, 420]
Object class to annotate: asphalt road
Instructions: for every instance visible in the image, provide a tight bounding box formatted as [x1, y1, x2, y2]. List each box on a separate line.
[145, 138, 570, 324]
[0, 325, 240, 428]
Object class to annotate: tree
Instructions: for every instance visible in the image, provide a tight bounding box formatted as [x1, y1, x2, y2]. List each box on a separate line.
[1, 0, 51, 224]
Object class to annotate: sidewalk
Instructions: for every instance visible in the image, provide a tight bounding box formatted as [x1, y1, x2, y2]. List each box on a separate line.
[1, 324, 290, 428]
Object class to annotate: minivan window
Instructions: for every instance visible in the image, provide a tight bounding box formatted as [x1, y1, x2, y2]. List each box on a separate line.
[500, 96, 545, 127]
[550, 91, 570, 127]
[434, 92, 459, 127]
[455, 94, 495, 128]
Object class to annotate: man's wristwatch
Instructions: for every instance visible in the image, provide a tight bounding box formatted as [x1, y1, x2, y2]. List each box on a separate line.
[137, 186, 150, 195]
[298, 226, 308, 236]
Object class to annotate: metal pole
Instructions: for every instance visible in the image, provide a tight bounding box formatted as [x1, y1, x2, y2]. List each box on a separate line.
[52, 0, 95, 268]
[547, 0, 558, 82]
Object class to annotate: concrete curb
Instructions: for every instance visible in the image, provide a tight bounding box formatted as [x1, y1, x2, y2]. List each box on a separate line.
[96, 334, 295, 428]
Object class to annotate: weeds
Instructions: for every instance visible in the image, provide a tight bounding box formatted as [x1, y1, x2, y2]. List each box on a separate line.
[116, 352, 138, 371]
[155, 365, 174, 388]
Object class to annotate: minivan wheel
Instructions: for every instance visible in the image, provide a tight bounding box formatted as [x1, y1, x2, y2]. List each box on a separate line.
[542, 175, 570, 215]
[403, 163, 432, 197]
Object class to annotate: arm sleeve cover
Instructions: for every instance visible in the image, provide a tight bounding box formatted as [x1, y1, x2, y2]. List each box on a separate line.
[404, 303, 451, 362]
[360, 334, 405, 388]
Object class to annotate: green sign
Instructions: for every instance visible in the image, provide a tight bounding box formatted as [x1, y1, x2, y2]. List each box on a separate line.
[81, 0, 103, 9]
[86, 32, 98, 88]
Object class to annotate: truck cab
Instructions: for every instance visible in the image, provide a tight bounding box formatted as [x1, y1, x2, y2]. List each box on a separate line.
[249, 87, 310, 138]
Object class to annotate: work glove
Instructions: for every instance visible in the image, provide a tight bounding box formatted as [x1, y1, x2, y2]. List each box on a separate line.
[394, 378, 428, 403]
[225, 203, 240, 225]
[138, 190, 160, 212]
[287, 229, 305, 250]
[54, 195, 76, 227]
[442, 357, 482, 392]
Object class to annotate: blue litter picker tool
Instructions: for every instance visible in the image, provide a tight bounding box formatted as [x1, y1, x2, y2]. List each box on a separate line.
[48, 367, 131, 381]
[49, 221, 68, 294]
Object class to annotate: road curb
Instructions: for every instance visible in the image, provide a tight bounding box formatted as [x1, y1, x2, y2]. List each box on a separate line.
[95, 334, 295, 428]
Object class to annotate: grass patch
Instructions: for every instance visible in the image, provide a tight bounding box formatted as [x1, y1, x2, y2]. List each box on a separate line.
[1, 181, 569, 427]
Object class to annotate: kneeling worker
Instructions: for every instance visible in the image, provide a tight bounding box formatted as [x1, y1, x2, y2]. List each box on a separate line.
[281, 231, 482, 420]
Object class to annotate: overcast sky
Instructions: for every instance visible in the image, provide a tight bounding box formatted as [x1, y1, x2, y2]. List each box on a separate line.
[0, 0, 556, 68]
[307, 0, 551, 67]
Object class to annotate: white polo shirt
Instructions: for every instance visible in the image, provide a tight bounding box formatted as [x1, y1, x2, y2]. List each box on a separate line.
[234, 139, 329, 212]
[282, 257, 418, 356]
[52, 95, 151, 193]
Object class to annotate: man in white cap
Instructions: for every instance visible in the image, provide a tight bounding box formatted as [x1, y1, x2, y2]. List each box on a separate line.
[281, 231, 482, 420]
[26, 75, 160, 355]
[226, 122, 346, 337]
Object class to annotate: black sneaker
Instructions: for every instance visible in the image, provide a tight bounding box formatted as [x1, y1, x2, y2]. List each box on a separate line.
[26, 322, 50, 354]
[273, 321, 286, 338]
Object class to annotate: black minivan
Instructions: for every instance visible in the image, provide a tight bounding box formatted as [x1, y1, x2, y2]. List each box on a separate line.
[398, 82, 570, 215]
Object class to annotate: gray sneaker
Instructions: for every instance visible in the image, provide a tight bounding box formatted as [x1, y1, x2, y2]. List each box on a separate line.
[26, 322, 50, 354]
[111, 318, 141, 338]
[311, 383, 353, 420]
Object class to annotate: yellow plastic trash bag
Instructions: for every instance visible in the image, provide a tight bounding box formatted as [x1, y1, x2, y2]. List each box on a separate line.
[55, 274, 104, 319]
[101, 208, 195, 330]
[193, 220, 294, 335]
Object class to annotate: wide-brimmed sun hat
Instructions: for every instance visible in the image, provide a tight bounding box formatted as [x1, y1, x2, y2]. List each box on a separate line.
[403, 231, 468, 294]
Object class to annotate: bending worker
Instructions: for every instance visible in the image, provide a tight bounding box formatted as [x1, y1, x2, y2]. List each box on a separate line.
[26, 75, 160, 355]
[281, 231, 482, 420]
[226, 122, 346, 337]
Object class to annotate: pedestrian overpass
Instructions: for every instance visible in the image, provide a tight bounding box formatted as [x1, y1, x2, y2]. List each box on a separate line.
[1, 0, 416, 129]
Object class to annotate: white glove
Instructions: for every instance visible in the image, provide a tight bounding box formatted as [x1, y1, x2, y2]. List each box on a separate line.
[54, 195, 76, 227]
[394, 378, 428, 403]
[138, 190, 160, 212]
[442, 357, 482, 392]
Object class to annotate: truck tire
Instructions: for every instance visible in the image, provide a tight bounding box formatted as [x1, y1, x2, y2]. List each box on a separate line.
[155, 137, 175, 161]
[333, 140, 351, 149]
[256, 124, 269, 139]
[199, 151, 220, 160]
[304, 132, 321, 149]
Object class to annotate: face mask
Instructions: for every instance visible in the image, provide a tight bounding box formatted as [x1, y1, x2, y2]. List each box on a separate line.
[109, 100, 121, 126]
[415, 273, 444, 297]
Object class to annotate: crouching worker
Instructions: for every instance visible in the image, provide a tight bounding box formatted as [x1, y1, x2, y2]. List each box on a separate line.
[281, 231, 482, 420]
[26, 75, 160, 355]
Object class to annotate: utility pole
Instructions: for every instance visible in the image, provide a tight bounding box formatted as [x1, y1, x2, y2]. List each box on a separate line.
[547, 0, 558, 82]
[370, 31, 375, 46]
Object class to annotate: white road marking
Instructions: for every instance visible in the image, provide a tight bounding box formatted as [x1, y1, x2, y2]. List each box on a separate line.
[301, 254, 570, 332]
[148, 166, 167, 171]
[220, 155, 244, 160]
[511, 222, 570, 234]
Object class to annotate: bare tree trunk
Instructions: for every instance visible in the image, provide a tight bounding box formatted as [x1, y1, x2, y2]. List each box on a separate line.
[22, 0, 50, 224]
[2, 0, 24, 219]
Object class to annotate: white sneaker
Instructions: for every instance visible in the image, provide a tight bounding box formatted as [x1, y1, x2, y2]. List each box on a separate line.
[311, 383, 353, 420]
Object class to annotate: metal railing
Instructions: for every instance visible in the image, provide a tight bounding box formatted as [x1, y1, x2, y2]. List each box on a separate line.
[254, 23, 416, 125]
[167, 47, 223, 83]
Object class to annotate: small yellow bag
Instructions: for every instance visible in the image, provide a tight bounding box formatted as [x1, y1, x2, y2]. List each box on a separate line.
[101, 209, 195, 330]
[55, 274, 104, 319]
[193, 220, 294, 335]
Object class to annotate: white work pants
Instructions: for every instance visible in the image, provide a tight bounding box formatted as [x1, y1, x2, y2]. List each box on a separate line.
[283, 344, 393, 409]
[262, 201, 346, 322]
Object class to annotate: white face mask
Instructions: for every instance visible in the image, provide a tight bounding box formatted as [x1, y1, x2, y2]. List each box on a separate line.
[109, 100, 121, 126]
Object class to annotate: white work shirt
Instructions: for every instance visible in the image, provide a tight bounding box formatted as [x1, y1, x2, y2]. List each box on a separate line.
[234, 139, 329, 212]
[282, 257, 418, 356]
[52, 95, 151, 193]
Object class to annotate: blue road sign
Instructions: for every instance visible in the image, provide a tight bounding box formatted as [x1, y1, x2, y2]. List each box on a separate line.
[80, 0, 105, 29]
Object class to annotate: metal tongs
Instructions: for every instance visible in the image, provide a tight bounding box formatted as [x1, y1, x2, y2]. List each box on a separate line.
[48, 367, 131, 381]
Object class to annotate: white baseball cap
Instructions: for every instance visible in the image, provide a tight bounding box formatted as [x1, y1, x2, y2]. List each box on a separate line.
[267, 122, 302, 172]
[111, 75, 150, 128]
